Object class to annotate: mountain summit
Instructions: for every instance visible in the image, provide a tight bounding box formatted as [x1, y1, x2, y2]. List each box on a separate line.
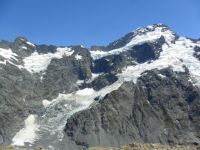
[0, 24, 200, 150]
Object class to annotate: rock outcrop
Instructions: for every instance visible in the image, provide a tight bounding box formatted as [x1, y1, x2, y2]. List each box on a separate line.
[62, 69, 200, 149]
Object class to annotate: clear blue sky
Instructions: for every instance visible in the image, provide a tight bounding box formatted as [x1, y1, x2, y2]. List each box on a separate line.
[0, 0, 200, 47]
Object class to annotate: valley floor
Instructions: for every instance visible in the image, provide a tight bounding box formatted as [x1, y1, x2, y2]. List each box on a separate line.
[0, 143, 199, 150]
[89, 143, 199, 150]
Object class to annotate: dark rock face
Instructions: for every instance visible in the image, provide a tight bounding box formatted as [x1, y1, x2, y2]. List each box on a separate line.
[62, 69, 200, 150]
[106, 32, 135, 50]
[106, 24, 171, 51]
[12, 37, 36, 57]
[90, 45, 107, 51]
[0, 63, 38, 145]
[92, 54, 128, 73]
[36, 45, 57, 54]
[130, 36, 165, 63]
[90, 73, 118, 91]
[38, 50, 92, 99]
[194, 46, 200, 60]
[92, 36, 165, 74]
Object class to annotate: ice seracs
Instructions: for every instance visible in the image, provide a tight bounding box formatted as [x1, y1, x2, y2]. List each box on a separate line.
[38, 80, 123, 142]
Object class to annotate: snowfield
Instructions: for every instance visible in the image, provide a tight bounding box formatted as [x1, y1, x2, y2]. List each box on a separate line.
[0, 48, 19, 64]
[0, 48, 24, 69]
[23, 47, 74, 73]
[90, 24, 200, 87]
[90, 25, 175, 60]
[76, 88, 95, 96]
[120, 37, 200, 86]
[12, 115, 39, 146]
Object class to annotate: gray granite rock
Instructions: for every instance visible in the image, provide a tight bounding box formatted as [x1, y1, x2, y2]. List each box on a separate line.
[62, 68, 200, 150]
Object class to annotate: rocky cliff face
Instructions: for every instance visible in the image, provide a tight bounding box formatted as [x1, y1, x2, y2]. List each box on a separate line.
[0, 24, 200, 150]
[0, 39, 93, 147]
[62, 69, 200, 150]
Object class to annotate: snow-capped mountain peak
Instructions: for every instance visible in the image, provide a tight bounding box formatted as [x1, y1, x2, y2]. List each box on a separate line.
[132, 23, 169, 35]
[105, 23, 173, 51]
[90, 23, 175, 60]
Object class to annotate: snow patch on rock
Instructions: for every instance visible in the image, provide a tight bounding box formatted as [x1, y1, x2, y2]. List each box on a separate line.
[21, 46, 27, 50]
[0, 48, 18, 64]
[12, 115, 39, 146]
[26, 41, 35, 47]
[86, 73, 102, 84]
[75, 54, 82, 60]
[43, 100, 52, 108]
[158, 73, 166, 78]
[23, 47, 74, 73]
[76, 80, 84, 85]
